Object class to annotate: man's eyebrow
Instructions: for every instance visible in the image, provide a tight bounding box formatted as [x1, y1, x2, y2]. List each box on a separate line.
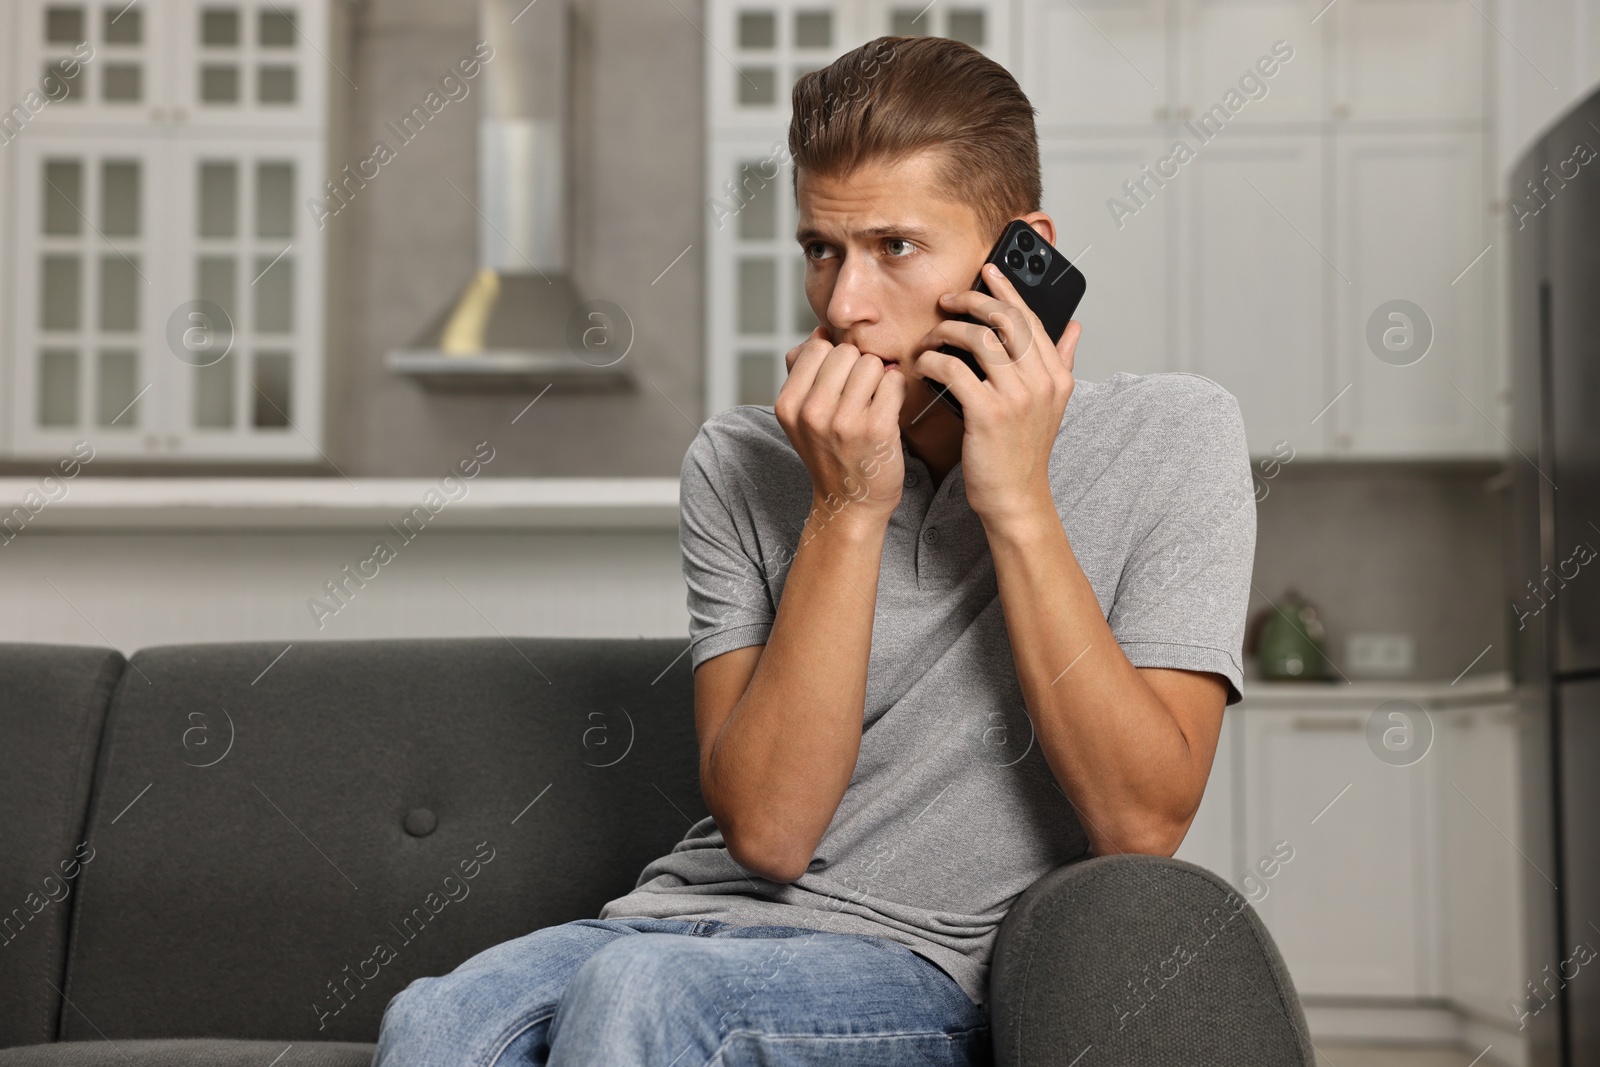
[795, 223, 937, 245]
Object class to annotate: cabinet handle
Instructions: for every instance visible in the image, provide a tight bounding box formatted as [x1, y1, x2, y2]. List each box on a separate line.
[1292, 716, 1362, 731]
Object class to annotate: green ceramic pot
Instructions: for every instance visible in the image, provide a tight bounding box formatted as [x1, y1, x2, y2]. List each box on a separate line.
[1258, 588, 1328, 681]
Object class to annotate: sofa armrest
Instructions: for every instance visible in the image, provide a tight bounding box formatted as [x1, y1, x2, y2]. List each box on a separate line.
[989, 854, 1315, 1067]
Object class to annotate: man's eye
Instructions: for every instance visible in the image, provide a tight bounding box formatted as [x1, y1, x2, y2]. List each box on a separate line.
[804, 242, 835, 261]
[885, 238, 916, 258]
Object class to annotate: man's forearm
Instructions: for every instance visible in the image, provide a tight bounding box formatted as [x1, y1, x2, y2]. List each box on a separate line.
[705, 503, 889, 882]
[982, 495, 1203, 856]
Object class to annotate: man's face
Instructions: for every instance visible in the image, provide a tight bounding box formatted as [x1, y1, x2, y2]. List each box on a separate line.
[795, 148, 994, 429]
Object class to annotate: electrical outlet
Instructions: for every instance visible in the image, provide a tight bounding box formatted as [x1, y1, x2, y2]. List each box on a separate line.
[1347, 633, 1415, 677]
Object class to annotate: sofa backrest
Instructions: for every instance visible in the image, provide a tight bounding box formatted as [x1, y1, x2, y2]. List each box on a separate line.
[46, 637, 705, 1045]
[0, 643, 127, 1048]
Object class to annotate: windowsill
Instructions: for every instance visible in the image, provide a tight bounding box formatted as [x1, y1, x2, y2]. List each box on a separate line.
[0, 477, 681, 531]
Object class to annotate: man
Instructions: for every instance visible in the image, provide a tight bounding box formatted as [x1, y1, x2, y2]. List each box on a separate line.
[374, 33, 1254, 1067]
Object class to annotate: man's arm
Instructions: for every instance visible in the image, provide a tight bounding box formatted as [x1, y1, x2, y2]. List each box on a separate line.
[913, 265, 1243, 859]
[983, 506, 1226, 857]
[696, 506, 891, 884]
[695, 325, 908, 885]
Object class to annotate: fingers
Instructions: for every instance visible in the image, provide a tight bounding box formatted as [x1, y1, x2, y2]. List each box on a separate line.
[935, 269, 1062, 398]
[838, 348, 890, 414]
[912, 349, 982, 411]
[783, 325, 832, 387]
[864, 355, 907, 429]
[979, 265, 1063, 378]
[1057, 319, 1082, 377]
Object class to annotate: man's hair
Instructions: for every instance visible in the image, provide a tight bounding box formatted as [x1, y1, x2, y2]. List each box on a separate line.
[788, 35, 1042, 244]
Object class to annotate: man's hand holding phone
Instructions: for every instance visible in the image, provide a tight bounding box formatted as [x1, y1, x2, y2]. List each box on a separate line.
[777, 325, 907, 534]
[915, 262, 1082, 527]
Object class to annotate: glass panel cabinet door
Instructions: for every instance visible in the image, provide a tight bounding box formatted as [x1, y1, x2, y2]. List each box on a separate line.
[170, 0, 331, 129]
[163, 138, 325, 458]
[4, 0, 331, 462]
[10, 0, 178, 128]
[10, 0, 184, 127]
[858, 0, 1011, 67]
[8, 135, 326, 460]
[9, 136, 176, 458]
[707, 137, 809, 412]
[708, 1, 869, 133]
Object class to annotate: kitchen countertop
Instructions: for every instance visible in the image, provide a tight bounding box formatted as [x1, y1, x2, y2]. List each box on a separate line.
[0, 477, 682, 531]
[1238, 671, 1512, 707]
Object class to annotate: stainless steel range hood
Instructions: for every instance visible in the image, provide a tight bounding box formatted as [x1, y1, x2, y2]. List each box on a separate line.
[385, 0, 631, 392]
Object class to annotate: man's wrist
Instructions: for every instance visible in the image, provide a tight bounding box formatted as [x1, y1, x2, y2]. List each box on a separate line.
[802, 496, 893, 547]
[978, 488, 1062, 547]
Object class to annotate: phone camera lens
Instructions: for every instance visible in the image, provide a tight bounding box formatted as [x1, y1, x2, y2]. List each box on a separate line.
[1006, 249, 1025, 270]
[1028, 254, 1045, 274]
[1016, 231, 1035, 252]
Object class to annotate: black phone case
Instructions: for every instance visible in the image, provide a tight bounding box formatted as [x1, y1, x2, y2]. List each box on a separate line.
[929, 218, 1087, 420]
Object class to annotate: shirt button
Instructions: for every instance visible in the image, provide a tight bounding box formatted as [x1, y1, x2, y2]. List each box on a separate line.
[904, 472, 917, 488]
[922, 526, 939, 545]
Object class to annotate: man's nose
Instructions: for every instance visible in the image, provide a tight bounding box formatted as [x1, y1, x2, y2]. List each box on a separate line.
[826, 257, 877, 327]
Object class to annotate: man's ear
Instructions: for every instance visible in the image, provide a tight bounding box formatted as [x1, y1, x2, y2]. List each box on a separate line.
[1018, 211, 1056, 247]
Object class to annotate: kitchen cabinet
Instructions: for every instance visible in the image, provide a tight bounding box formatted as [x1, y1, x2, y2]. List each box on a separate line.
[1024, 0, 1169, 130]
[1330, 131, 1495, 458]
[1176, 133, 1324, 457]
[2, 0, 341, 462]
[1329, 0, 1484, 124]
[703, 0, 1501, 460]
[1038, 136, 1175, 384]
[1436, 703, 1528, 1028]
[1175, 680, 1529, 1058]
[11, 0, 331, 131]
[1241, 702, 1437, 998]
[1175, 0, 1323, 127]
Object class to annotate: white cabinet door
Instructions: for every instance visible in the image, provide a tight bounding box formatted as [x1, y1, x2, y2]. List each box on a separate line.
[706, 136, 812, 413]
[858, 1, 1014, 67]
[1174, 703, 1239, 883]
[10, 0, 177, 129]
[707, 2, 876, 135]
[1330, 132, 1495, 458]
[1022, 0, 1170, 130]
[165, 138, 325, 459]
[1241, 705, 1435, 998]
[1176, 133, 1328, 457]
[8, 134, 324, 461]
[1176, 0, 1322, 127]
[1040, 136, 1174, 382]
[1436, 704, 1528, 1025]
[10, 135, 178, 459]
[1330, 0, 1484, 123]
[169, 0, 331, 131]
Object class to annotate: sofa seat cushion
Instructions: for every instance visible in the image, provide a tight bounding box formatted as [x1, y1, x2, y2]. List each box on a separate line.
[0, 1040, 374, 1066]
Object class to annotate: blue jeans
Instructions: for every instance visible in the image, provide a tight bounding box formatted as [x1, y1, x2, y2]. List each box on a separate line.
[372, 916, 993, 1066]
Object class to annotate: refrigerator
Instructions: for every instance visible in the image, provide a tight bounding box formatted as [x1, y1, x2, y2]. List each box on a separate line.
[1508, 80, 1600, 1067]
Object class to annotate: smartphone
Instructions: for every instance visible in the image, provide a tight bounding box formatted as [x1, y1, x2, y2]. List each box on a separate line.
[928, 218, 1087, 419]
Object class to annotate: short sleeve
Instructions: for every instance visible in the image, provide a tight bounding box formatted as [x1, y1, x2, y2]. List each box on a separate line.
[680, 427, 776, 671]
[1106, 389, 1257, 704]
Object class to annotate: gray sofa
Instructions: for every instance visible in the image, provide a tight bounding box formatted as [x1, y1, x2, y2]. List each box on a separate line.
[0, 637, 1315, 1065]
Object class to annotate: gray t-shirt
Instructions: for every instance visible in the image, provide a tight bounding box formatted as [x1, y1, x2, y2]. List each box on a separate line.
[598, 371, 1257, 1011]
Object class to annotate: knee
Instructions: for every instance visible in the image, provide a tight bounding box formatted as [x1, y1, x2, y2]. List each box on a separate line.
[377, 975, 440, 1038]
[376, 973, 472, 1047]
[565, 935, 720, 1010]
